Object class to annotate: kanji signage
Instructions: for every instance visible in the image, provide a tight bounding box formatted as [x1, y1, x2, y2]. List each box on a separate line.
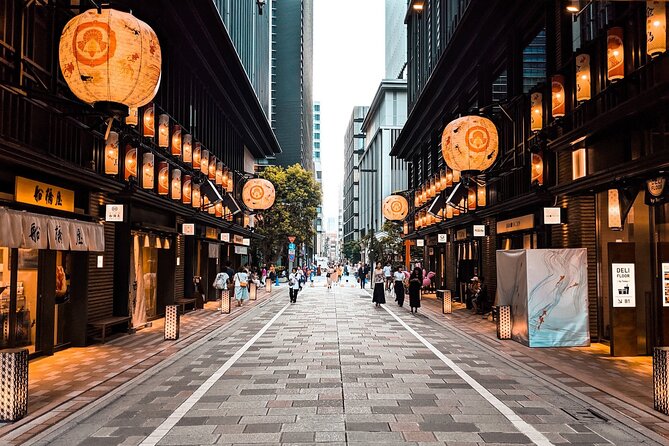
[182, 223, 195, 235]
[105, 204, 124, 222]
[15, 177, 74, 212]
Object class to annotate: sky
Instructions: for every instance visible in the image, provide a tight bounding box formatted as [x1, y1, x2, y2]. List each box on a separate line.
[313, 0, 385, 233]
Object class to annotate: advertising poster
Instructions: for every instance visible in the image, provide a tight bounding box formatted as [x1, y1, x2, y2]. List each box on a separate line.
[663, 263, 669, 307]
[612, 263, 636, 307]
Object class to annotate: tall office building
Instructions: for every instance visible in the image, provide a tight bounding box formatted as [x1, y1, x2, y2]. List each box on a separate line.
[343, 106, 368, 244]
[271, 0, 314, 170]
[385, 0, 408, 79]
[313, 102, 324, 258]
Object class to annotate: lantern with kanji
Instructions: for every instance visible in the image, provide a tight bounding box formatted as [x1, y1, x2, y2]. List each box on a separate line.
[576, 54, 591, 102]
[530, 92, 542, 132]
[182, 175, 191, 205]
[242, 178, 275, 210]
[382, 195, 409, 221]
[171, 169, 181, 200]
[441, 116, 498, 174]
[158, 161, 169, 195]
[648, 1, 667, 57]
[607, 27, 625, 81]
[171, 125, 182, 157]
[551, 75, 566, 118]
[104, 131, 119, 175]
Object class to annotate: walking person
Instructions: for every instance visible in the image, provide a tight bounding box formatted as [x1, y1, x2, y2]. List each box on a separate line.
[383, 262, 392, 291]
[326, 264, 334, 290]
[393, 266, 405, 307]
[358, 264, 366, 289]
[212, 270, 229, 310]
[288, 267, 300, 303]
[408, 267, 422, 314]
[372, 262, 386, 307]
[233, 267, 250, 307]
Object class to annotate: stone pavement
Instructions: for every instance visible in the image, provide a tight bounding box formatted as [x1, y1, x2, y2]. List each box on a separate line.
[24, 283, 665, 445]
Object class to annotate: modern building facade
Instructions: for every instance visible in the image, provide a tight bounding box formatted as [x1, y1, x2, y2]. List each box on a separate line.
[385, 0, 408, 79]
[394, 0, 669, 356]
[271, 0, 314, 170]
[313, 102, 324, 259]
[343, 107, 369, 244]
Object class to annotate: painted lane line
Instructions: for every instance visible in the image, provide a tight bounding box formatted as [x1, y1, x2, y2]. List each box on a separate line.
[139, 303, 291, 446]
[381, 304, 555, 446]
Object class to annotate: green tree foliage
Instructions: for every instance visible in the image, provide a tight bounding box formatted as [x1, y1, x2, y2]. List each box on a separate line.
[359, 220, 404, 267]
[252, 164, 322, 264]
[342, 240, 361, 262]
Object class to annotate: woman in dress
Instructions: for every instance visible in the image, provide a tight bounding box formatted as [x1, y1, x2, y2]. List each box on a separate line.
[233, 267, 250, 306]
[372, 262, 386, 307]
[393, 266, 405, 307]
[408, 267, 422, 314]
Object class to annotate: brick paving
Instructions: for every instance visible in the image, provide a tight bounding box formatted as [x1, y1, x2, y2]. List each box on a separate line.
[22, 284, 665, 445]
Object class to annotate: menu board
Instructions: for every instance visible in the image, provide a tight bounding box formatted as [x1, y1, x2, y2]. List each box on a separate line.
[612, 263, 635, 307]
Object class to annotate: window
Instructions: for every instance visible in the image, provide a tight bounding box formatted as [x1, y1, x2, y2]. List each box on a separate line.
[314, 104, 320, 112]
[314, 124, 320, 130]
[314, 133, 320, 139]
[523, 29, 547, 93]
[315, 151, 320, 158]
[317, 171, 322, 180]
[314, 142, 320, 149]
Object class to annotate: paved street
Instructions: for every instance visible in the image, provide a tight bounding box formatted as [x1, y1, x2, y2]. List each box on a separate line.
[27, 283, 663, 445]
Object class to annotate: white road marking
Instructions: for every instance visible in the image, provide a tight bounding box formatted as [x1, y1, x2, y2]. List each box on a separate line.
[139, 303, 291, 446]
[381, 303, 555, 446]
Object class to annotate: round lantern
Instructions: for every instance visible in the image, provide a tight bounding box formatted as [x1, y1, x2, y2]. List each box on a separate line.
[59, 8, 161, 116]
[242, 178, 276, 210]
[382, 195, 409, 221]
[442, 116, 498, 173]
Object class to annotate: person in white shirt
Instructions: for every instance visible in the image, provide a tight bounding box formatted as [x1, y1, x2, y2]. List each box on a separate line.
[288, 268, 300, 303]
[383, 263, 392, 291]
[393, 267, 406, 307]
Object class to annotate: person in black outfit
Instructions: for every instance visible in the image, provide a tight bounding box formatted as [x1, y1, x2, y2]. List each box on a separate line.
[393, 266, 405, 307]
[471, 277, 489, 315]
[408, 267, 422, 314]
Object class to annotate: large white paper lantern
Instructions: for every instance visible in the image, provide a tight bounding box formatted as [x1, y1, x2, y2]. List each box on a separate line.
[382, 195, 409, 221]
[647, 1, 666, 57]
[242, 178, 275, 210]
[441, 116, 498, 173]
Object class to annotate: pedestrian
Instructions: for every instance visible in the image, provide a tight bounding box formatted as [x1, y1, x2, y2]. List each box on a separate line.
[233, 267, 249, 307]
[212, 269, 230, 310]
[372, 262, 386, 307]
[383, 262, 392, 291]
[471, 277, 489, 315]
[326, 264, 334, 290]
[269, 264, 277, 286]
[393, 266, 405, 307]
[409, 267, 422, 314]
[317, 265, 321, 276]
[336, 264, 343, 285]
[261, 265, 267, 285]
[288, 267, 300, 303]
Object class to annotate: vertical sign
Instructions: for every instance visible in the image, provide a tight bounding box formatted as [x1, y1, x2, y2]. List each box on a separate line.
[612, 263, 636, 307]
[663, 263, 669, 307]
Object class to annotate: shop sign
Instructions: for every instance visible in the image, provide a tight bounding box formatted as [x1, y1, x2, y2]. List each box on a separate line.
[220, 233, 230, 243]
[645, 177, 668, 206]
[438, 234, 448, 243]
[242, 238, 250, 246]
[612, 263, 636, 307]
[663, 263, 669, 307]
[15, 177, 74, 212]
[543, 207, 562, 225]
[416, 239, 425, 247]
[428, 247, 434, 255]
[455, 229, 468, 241]
[233, 234, 244, 245]
[235, 246, 248, 255]
[105, 204, 124, 222]
[182, 223, 195, 235]
[473, 225, 485, 237]
[205, 227, 218, 240]
[496, 214, 534, 234]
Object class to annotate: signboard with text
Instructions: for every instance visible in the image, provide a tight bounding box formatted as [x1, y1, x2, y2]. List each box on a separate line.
[473, 225, 485, 237]
[105, 204, 124, 222]
[15, 177, 74, 212]
[182, 223, 195, 235]
[438, 234, 448, 243]
[543, 207, 562, 225]
[663, 263, 669, 307]
[612, 263, 636, 307]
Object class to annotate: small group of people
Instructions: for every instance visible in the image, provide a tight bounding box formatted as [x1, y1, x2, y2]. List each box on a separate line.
[371, 262, 422, 314]
[325, 263, 344, 290]
[213, 264, 254, 307]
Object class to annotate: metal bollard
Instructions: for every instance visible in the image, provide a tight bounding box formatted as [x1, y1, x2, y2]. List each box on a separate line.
[654, 347, 669, 415]
[0, 348, 28, 422]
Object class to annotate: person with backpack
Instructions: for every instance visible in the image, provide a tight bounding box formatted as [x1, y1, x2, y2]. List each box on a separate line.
[233, 267, 249, 307]
[288, 267, 300, 303]
[212, 270, 230, 310]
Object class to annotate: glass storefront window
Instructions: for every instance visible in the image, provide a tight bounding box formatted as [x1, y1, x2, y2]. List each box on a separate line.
[17, 249, 39, 354]
[142, 242, 158, 319]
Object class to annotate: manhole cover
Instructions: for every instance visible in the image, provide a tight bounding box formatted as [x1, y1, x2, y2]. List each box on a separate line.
[562, 408, 608, 423]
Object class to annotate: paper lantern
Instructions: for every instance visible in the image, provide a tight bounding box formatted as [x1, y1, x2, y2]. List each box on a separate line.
[607, 27, 625, 81]
[608, 188, 622, 230]
[220, 289, 231, 314]
[192, 183, 201, 208]
[208, 155, 216, 180]
[216, 162, 223, 185]
[532, 152, 544, 185]
[477, 183, 486, 207]
[144, 234, 150, 248]
[215, 202, 223, 218]
[126, 107, 138, 126]
[647, 1, 667, 57]
[440, 170, 448, 190]
[441, 116, 498, 173]
[158, 114, 169, 147]
[572, 148, 587, 180]
[227, 176, 234, 194]
[143, 104, 155, 137]
[575, 54, 591, 102]
[200, 149, 209, 174]
[0, 349, 28, 422]
[155, 237, 162, 249]
[171, 169, 181, 200]
[164, 238, 170, 249]
[530, 92, 542, 132]
[403, 222, 409, 235]
[171, 125, 181, 156]
[164, 305, 179, 340]
[382, 195, 409, 221]
[193, 143, 201, 169]
[124, 142, 137, 180]
[158, 161, 169, 195]
[445, 168, 453, 187]
[242, 178, 276, 210]
[414, 193, 420, 207]
[58, 8, 161, 115]
[142, 152, 154, 189]
[182, 134, 192, 163]
[446, 204, 453, 219]
[467, 187, 477, 211]
[104, 131, 119, 175]
[429, 178, 436, 198]
[551, 75, 566, 118]
[182, 175, 191, 204]
[205, 197, 215, 214]
[453, 170, 461, 183]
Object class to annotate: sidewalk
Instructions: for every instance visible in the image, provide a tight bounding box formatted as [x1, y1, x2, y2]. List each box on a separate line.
[418, 296, 669, 440]
[0, 287, 284, 445]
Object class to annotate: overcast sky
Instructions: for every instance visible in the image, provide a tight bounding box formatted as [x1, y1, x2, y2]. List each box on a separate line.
[313, 0, 385, 233]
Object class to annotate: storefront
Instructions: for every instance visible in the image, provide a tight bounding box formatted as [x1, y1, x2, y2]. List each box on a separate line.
[496, 214, 545, 251]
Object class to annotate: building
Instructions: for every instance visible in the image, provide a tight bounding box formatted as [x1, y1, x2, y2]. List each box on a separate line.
[343, 107, 369, 246]
[359, 80, 409, 239]
[385, 0, 408, 79]
[393, 0, 669, 356]
[0, 1, 280, 357]
[270, 0, 314, 170]
[313, 102, 324, 258]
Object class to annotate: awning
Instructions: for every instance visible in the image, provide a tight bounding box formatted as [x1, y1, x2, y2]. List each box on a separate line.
[0, 207, 105, 252]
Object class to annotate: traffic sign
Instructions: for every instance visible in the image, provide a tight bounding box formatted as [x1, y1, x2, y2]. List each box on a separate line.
[288, 236, 296, 243]
[289, 253, 295, 262]
[288, 243, 296, 250]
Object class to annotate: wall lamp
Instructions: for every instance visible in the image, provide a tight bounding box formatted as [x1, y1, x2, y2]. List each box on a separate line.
[566, 1, 592, 18]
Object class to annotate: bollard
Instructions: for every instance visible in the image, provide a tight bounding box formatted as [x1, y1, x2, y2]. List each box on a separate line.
[0, 348, 28, 422]
[654, 347, 669, 415]
[249, 282, 257, 301]
[440, 290, 452, 314]
[221, 289, 231, 314]
[265, 280, 272, 293]
[164, 305, 180, 341]
[496, 305, 511, 340]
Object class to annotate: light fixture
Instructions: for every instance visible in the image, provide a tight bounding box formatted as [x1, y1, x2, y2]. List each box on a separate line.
[201, 149, 209, 174]
[171, 169, 181, 200]
[439, 170, 448, 190]
[193, 143, 201, 169]
[142, 152, 154, 189]
[143, 104, 155, 137]
[575, 54, 591, 102]
[429, 177, 437, 198]
[104, 131, 119, 175]
[497, 305, 512, 339]
[442, 290, 452, 314]
[126, 107, 138, 126]
[208, 155, 216, 180]
[608, 189, 623, 230]
[572, 148, 587, 180]
[412, 2, 424, 11]
[221, 288, 231, 314]
[192, 183, 201, 209]
[156, 237, 162, 249]
[124, 142, 137, 180]
[647, 1, 667, 57]
[403, 222, 409, 235]
[171, 125, 182, 157]
[242, 178, 276, 210]
[446, 204, 453, 219]
[566, 1, 580, 13]
[607, 27, 625, 81]
[382, 195, 409, 221]
[477, 183, 486, 207]
[445, 168, 453, 187]
[215, 202, 223, 218]
[530, 92, 542, 132]
[442, 116, 499, 174]
[227, 175, 234, 193]
[551, 75, 566, 118]
[164, 238, 170, 249]
[453, 170, 461, 183]
[144, 234, 150, 248]
[158, 161, 169, 195]
[158, 114, 169, 147]
[182, 175, 192, 205]
[182, 134, 192, 163]
[216, 162, 224, 185]
[532, 153, 544, 186]
[467, 187, 477, 211]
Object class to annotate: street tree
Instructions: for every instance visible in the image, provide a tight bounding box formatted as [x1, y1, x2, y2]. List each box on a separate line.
[342, 240, 361, 262]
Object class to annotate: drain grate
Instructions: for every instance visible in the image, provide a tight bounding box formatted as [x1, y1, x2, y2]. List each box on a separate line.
[562, 407, 609, 423]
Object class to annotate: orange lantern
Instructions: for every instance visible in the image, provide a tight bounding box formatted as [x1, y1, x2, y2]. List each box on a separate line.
[445, 168, 453, 187]
[607, 27, 625, 81]
[171, 169, 181, 200]
[215, 202, 223, 218]
[453, 170, 461, 183]
[171, 125, 182, 157]
[182, 134, 192, 163]
[182, 175, 192, 205]
[532, 152, 544, 185]
[551, 75, 566, 118]
[158, 114, 169, 148]
[200, 149, 209, 174]
[192, 183, 201, 209]
[477, 183, 486, 207]
[209, 155, 216, 180]
[142, 152, 154, 189]
[242, 178, 276, 210]
[104, 131, 119, 175]
[193, 143, 201, 169]
[467, 187, 477, 211]
[142, 104, 155, 137]
[429, 178, 437, 198]
[575, 54, 591, 102]
[441, 116, 498, 173]
[126, 107, 138, 126]
[647, 1, 667, 57]
[158, 161, 169, 195]
[215, 162, 223, 185]
[530, 92, 542, 132]
[439, 170, 448, 190]
[446, 204, 453, 219]
[124, 142, 137, 180]
[382, 195, 409, 221]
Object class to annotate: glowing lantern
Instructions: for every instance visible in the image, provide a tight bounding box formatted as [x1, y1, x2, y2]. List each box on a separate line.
[215, 162, 223, 185]
[453, 170, 461, 183]
[532, 153, 544, 185]
[227, 175, 234, 193]
[158, 114, 169, 147]
[126, 107, 138, 126]
[171, 169, 181, 200]
[182, 134, 192, 163]
[200, 149, 209, 174]
[429, 178, 437, 198]
[142, 152, 154, 189]
[143, 104, 155, 137]
[215, 202, 223, 218]
[242, 178, 276, 210]
[440, 170, 448, 190]
[104, 131, 119, 175]
[414, 192, 420, 207]
[208, 155, 216, 180]
[575, 54, 591, 102]
[467, 187, 477, 211]
[445, 168, 453, 187]
[441, 116, 498, 173]
[171, 125, 182, 156]
[477, 184, 486, 207]
[182, 175, 191, 205]
[192, 183, 201, 209]
[193, 143, 201, 169]
[58, 8, 161, 116]
[551, 75, 566, 118]
[530, 92, 542, 132]
[446, 204, 453, 219]
[608, 189, 622, 230]
[453, 204, 460, 217]
[382, 195, 409, 221]
[607, 27, 625, 81]
[221, 168, 229, 190]
[403, 222, 409, 235]
[124, 143, 137, 180]
[205, 197, 214, 215]
[647, 1, 667, 57]
[158, 161, 169, 195]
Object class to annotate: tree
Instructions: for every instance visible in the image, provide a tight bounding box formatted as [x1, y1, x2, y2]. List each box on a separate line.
[252, 164, 322, 265]
[378, 220, 403, 262]
[342, 240, 361, 262]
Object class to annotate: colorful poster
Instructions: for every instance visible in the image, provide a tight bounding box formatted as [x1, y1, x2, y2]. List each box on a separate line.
[612, 263, 636, 307]
[663, 263, 669, 307]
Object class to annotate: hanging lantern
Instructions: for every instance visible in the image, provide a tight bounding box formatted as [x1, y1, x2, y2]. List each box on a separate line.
[156, 237, 162, 249]
[459, 198, 466, 213]
[477, 183, 486, 207]
[414, 192, 420, 207]
[164, 238, 170, 249]
[104, 131, 119, 175]
[182, 175, 192, 205]
[243, 214, 250, 227]
[608, 189, 623, 230]
[445, 168, 453, 187]
[192, 183, 201, 209]
[242, 178, 276, 210]
[403, 222, 408, 235]
[58, 8, 161, 116]
[221, 168, 229, 191]
[200, 149, 209, 174]
[215, 162, 223, 185]
[158, 114, 169, 147]
[551, 75, 566, 118]
[144, 234, 150, 248]
[227, 175, 234, 193]
[171, 169, 181, 200]
[171, 125, 182, 157]
[182, 134, 192, 163]
[124, 142, 137, 180]
[453, 170, 461, 183]
[193, 143, 201, 169]
[441, 116, 499, 173]
[208, 155, 216, 180]
[215, 202, 223, 218]
[439, 170, 448, 190]
[532, 152, 544, 186]
[575, 54, 591, 102]
[647, 1, 667, 57]
[126, 107, 138, 126]
[530, 92, 542, 132]
[429, 178, 437, 198]
[142, 152, 154, 189]
[607, 27, 625, 81]
[414, 214, 420, 229]
[467, 187, 477, 211]
[158, 161, 169, 195]
[205, 197, 214, 215]
[446, 204, 453, 219]
[143, 104, 155, 137]
[453, 203, 460, 216]
[382, 195, 409, 221]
